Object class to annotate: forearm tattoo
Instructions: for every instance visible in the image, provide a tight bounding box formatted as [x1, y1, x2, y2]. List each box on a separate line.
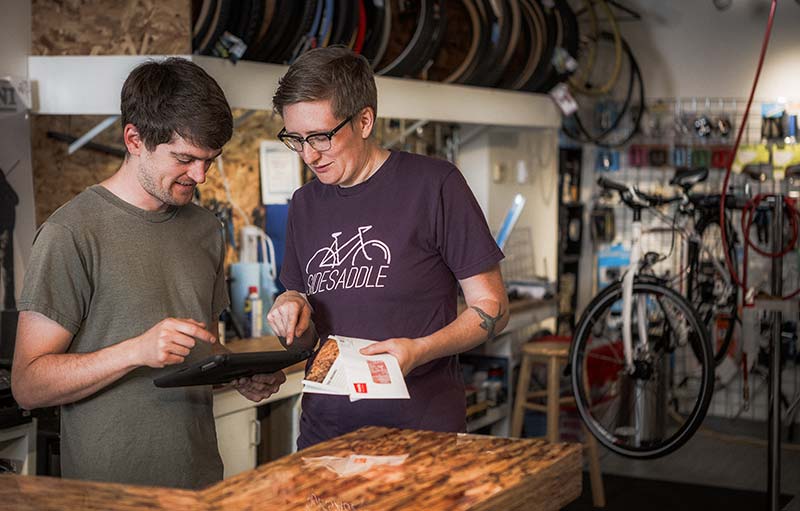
[471, 305, 505, 341]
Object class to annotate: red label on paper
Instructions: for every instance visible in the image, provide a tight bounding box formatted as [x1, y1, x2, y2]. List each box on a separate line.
[367, 360, 391, 384]
[353, 383, 367, 393]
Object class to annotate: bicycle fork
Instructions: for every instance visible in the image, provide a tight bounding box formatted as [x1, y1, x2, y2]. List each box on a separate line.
[622, 222, 649, 374]
[622, 219, 664, 446]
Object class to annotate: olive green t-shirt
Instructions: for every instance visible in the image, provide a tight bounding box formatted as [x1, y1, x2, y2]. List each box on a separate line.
[18, 185, 229, 489]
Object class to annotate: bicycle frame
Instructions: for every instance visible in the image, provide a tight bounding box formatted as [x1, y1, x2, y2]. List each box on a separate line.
[320, 226, 374, 268]
[647, 205, 733, 291]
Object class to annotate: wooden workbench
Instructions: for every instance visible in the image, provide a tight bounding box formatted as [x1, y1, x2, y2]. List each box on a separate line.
[0, 426, 581, 511]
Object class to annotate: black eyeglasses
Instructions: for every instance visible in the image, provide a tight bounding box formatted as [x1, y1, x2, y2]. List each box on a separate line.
[277, 115, 354, 153]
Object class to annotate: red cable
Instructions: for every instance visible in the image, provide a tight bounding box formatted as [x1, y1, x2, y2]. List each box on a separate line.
[719, 0, 778, 299]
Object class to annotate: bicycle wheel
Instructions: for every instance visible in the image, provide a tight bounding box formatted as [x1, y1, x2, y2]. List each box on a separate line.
[570, 279, 714, 459]
[687, 215, 739, 364]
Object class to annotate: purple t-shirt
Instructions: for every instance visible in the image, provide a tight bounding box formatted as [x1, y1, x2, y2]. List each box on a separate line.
[281, 150, 503, 448]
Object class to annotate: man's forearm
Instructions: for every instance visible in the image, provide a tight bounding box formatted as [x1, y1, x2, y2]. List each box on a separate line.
[413, 298, 509, 368]
[13, 339, 139, 409]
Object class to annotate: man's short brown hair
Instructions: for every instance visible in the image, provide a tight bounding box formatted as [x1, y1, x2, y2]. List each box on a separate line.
[121, 57, 233, 151]
[272, 46, 378, 122]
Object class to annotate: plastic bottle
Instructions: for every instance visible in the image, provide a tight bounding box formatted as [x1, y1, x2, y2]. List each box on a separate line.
[785, 115, 797, 145]
[243, 286, 263, 338]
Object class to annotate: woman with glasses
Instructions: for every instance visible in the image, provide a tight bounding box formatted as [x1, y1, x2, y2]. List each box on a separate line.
[268, 46, 509, 448]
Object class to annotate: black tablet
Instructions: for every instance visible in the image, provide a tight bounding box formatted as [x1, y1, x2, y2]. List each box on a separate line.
[153, 350, 311, 388]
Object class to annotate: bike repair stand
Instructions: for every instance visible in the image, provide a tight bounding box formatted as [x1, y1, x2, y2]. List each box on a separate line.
[766, 194, 785, 510]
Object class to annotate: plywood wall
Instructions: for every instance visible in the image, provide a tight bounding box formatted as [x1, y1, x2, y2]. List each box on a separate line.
[30, 115, 123, 224]
[31, 0, 190, 56]
[30, 109, 284, 264]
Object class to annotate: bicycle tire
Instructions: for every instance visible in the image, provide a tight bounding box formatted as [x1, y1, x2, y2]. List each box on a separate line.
[536, 0, 580, 92]
[427, 0, 481, 83]
[196, 0, 232, 55]
[570, 279, 714, 459]
[192, 0, 216, 51]
[462, 0, 513, 87]
[498, 0, 541, 90]
[561, 32, 644, 148]
[521, 0, 557, 93]
[689, 213, 739, 365]
[361, 0, 387, 62]
[377, 0, 445, 77]
[274, 0, 319, 64]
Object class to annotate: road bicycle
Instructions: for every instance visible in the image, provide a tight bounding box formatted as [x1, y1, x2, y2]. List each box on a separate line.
[569, 176, 715, 458]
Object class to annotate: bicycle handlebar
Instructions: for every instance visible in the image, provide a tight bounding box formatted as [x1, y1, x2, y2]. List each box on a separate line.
[597, 177, 679, 208]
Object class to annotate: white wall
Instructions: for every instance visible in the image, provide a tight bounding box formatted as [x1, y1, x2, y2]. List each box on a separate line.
[459, 128, 559, 281]
[0, 0, 35, 304]
[620, 0, 800, 99]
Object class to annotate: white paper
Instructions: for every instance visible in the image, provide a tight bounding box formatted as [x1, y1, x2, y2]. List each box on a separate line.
[259, 140, 300, 204]
[302, 454, 409, 477]
[301, 335, 410, 401]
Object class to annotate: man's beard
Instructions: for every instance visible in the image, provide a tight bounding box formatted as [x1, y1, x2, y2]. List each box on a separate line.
[137, 161, 190, 207]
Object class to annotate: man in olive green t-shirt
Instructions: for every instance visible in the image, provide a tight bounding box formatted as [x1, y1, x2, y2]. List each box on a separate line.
[11, 58, 285, 489]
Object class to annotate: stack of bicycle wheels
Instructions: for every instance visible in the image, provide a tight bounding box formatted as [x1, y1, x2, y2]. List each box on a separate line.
[190, 0, 636, 95]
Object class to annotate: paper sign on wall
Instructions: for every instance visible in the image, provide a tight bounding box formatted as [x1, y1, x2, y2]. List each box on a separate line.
[259, 140, 301, 204]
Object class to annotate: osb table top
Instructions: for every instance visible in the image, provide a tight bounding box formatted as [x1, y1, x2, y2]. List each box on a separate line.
[0, 427, 582, 511]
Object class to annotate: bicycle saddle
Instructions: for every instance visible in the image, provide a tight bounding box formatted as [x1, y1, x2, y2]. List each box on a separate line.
[742, 163, 770, 182]
[786, 164, 800, 179]
[669, 166, 708, 191]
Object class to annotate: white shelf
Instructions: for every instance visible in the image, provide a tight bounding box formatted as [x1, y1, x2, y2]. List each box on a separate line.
[28, 55, 561, 128]
[466, 404, 509, 433]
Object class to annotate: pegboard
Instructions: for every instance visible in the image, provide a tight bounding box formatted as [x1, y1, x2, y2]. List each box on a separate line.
[581, 96, 800, 424]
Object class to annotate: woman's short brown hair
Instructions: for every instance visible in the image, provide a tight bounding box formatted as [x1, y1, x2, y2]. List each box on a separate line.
[121, 57, 233, 151]
[272, 46, 378, 121]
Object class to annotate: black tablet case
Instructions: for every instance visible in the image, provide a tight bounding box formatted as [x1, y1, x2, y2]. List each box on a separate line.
[153, 350, 310, 388]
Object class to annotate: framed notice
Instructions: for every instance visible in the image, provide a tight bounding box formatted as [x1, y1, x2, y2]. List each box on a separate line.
[259, 140, 301, 204]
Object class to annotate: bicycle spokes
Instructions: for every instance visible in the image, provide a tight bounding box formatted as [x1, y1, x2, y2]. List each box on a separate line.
[572, 281, 714, 458]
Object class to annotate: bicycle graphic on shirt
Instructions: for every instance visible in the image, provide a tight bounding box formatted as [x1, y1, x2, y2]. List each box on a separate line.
[305, 225, 392, 273]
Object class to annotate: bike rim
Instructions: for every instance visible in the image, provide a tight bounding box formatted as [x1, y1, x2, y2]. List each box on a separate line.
[571, 281, 714, 459]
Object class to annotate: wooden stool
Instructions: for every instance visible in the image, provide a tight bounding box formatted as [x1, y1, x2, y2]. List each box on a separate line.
[511, 337, 606, 508]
